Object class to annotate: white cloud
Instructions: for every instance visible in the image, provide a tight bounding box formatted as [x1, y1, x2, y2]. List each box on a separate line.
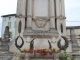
[0, 0, 17, 15]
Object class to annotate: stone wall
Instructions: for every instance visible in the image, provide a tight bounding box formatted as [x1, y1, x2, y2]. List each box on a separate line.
[0, 52, 14, 60]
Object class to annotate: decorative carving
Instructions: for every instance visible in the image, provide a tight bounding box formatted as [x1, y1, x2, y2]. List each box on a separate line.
[56, 15, 66, 20]
[33, 18, 49, 28]
[4, 26, 10, 38]
[0, 26, 10, 51]
[61, 24, 63, 33]
[57, 36, 69, 50]
[30, 39, 35, 50]
[48, 40, 52, 49]
[15, 20, 24, 49]
[18, 20, 22, 33]
[15, 36, 24, 49]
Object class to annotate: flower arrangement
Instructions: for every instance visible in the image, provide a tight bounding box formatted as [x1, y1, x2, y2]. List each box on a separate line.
[20, 49, 61, 56]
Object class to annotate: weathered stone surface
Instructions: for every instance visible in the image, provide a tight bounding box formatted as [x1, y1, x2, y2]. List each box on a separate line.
[0, 52, 14, 60]
[0, 26, 11, 60]
[23, 29, 59, 38]
[0, 26, 10, 51]
[70, 29, 79, 51]
[0, 45, 9, 51]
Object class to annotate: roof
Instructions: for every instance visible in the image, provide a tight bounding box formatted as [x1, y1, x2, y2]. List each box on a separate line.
[66, 26, 80, 29]
[1, 14, 16, 17]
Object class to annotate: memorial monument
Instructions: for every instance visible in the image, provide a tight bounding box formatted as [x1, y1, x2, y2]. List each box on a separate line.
[10, 0, 69, 60]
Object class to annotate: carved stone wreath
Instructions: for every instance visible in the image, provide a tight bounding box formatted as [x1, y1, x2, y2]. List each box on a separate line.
[33, 18, 48, 28]
[15, 36, 24, 50]
[35, 20, 47, 28]
[57, 36, 69, 50]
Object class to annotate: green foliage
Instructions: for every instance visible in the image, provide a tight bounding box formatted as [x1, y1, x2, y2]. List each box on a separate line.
[71, 56, 75, 60]
[61, 46, 75, 60]
[8, 58, 12, 60]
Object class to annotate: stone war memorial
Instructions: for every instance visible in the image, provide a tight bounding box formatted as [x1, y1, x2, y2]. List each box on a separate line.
[0, 0, 79, 60]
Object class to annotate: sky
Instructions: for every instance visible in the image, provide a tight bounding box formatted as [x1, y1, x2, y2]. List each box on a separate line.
[0, 0, 80, 37]
[65, 0, 80, 26]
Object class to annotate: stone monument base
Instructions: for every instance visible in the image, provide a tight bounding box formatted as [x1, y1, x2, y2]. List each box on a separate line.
[23, 29, 59, 38]
[0, 45, 9, 51]
[19, 53, 63, 60]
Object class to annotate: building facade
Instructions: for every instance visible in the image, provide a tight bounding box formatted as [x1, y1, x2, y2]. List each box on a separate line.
[1, 14, 80, 45]
[1, 14, 16, 41]
[66, 26, 80, 46]
[1, 14, 80, 47]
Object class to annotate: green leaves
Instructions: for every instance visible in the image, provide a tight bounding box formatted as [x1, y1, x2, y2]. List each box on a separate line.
[61, 46, 75, 60]
[71, 56, 75, 60]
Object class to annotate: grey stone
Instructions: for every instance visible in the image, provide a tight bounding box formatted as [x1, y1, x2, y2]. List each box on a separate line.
[23, 28, 59, 38]
[0, 52, 14, 60]
[0, 26, 10, 51]
[70, 29, 79, 51]
[0, 45, 9, 51]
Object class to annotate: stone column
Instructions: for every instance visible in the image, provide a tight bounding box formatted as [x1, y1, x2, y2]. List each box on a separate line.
[27, 0, 32, 29]
[55, 0, 60, 17]
[17, 0, 22, 15]
[50, 0, 55, 29]
[55, 0, 61, 33]
[22, 0, 27, 16]
[61, 0, 65, 16]
[16, 0, 26, 16]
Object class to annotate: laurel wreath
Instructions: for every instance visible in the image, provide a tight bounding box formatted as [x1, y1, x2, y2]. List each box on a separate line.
[15, 36, 24, 50]
[57, 36, 69, 50]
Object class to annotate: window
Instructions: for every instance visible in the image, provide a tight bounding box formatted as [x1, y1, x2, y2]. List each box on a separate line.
[4, 17, 6, 21]
[9, 17, 11, 20]
[4, 20, 6, 21]
[8, 22, 11, 28]
[10, 32, 12, 38]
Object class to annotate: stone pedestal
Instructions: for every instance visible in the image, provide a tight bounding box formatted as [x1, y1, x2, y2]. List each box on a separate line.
[11, 0, 68, 60]
[19, 53, 62, 60]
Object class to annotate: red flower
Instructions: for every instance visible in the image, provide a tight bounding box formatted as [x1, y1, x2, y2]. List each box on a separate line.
[20, 50, 24, 53]
[20, 49, 56, 56]
[26, 50, 30, 53]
